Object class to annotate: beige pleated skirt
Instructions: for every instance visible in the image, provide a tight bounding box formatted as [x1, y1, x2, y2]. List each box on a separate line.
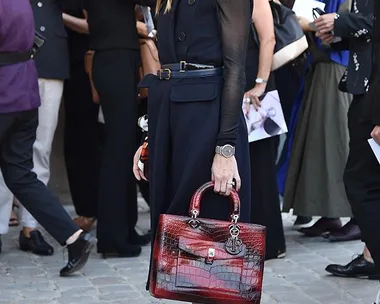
[283, 62, 353, 217]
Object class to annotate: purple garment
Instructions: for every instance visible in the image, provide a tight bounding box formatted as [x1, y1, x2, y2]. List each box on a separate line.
[0, 0, 40, 113]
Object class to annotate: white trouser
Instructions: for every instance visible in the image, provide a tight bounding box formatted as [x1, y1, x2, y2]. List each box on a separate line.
[0, 79, 64, 232]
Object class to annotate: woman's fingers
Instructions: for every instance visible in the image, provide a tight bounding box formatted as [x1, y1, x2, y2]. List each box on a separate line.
[251, 95, 261, 111]
[214, 180, 222, 193]
[234, 173, 241, 192]
[133, 163, 142, 181]
[133, 146, 146, 181]
[225, 182, 233, 196]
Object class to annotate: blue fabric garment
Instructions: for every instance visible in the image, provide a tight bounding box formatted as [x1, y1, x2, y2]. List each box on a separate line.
[276, 62, 308, 196]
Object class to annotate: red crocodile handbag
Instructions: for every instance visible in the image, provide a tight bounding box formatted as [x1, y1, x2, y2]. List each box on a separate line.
[149, 182, 266, 304]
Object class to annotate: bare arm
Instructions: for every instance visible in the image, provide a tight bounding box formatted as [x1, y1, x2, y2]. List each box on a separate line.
[252, 0, 275, 84]
[62, 12, 89, 35]
[244, 0, 275, 111]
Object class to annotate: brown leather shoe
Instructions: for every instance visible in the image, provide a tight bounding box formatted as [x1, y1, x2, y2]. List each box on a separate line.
[73, 216, 96, 232]
[299, 218, 342, 237]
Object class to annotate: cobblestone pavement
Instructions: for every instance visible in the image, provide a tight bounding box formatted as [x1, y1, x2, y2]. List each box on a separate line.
[0, 203, 378, 304]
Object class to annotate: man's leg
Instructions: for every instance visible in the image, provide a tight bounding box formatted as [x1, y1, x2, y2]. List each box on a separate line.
[0, 109, 77, 244]
[19, 78, 63, 253]
[0, 113, 19, 252]
[0, 109, 96, 275]
[344, 96, 380, 274]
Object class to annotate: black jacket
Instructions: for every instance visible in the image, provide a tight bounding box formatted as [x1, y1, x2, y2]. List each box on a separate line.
[332, 0, 374, 96]
[362, 0, 380, 125]
[31, 0, 70, 80]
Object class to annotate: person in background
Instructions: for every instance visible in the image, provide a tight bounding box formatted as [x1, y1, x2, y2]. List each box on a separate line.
[316, 0, 380, 282]
[283, 0, 359, 243]
[244, 0, 286, 260]
[0, 0, 96, 276]
[84, 0, 155, 258]
[0, 0, 70, 256]
[276, 0, 313, 230]
[61, 1, 101, 232]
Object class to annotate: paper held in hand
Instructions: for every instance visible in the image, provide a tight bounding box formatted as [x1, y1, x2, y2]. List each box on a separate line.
[243, 90, 288, 143]
[292, 0, 326, 22]
[368, 138, 380, 165]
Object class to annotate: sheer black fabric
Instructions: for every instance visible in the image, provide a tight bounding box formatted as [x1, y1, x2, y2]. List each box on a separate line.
[216, 0, 251, 146]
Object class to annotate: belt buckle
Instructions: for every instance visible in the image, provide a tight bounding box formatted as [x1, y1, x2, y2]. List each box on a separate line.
[159, 68, 172, 80]
[179, 61, 186, 72]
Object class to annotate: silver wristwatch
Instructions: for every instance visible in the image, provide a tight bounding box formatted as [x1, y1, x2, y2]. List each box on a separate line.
[215, 145, 235, 158]
[255, 78, 268, 84]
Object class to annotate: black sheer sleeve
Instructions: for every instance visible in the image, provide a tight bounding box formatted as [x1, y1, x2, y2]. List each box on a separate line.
[216, 0, 251, 147]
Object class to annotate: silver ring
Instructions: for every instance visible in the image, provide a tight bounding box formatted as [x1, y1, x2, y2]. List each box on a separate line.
[243, 97, 251, 104]
[227, 181, 235, 186]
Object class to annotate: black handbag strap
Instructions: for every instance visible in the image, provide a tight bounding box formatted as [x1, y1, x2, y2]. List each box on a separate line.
[0, 50, 33, 66]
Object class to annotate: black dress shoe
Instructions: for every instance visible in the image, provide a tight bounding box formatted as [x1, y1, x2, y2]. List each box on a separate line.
[19, 230, 54, 256]
[60, 232, 97, 277]
[130, 230, 151, 246]
[299, 218, 342, 237]
[324, 219, 361, 242]
[326, 254, 378, 279]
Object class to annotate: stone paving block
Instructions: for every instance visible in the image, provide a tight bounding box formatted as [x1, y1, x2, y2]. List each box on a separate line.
[60, 287, 99, 297]
[0, 291, 21, 302]
[56, 295, 102, 304]
[52, 276, 93, 290]
[4, 266, 47, 277]
[91, 277, 127, 286]
[98, 284, 134, 294]
[98, 291, 143, 302]
[19, 290, 61, 300]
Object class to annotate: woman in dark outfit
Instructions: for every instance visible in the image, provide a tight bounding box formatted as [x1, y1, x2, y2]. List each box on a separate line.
[61, 1, 101, 232]
[84, 0, 154, 257]
[133, 0, 252, 293]
[244, 0, 286, 260]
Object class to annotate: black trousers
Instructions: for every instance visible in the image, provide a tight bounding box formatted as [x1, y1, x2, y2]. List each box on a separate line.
[0, 109, 78, 245]
[63, 61, 101, 218]
[344, 95, 380, 273]
[92, 49, 140, 252]
[249, 137, 286, 260]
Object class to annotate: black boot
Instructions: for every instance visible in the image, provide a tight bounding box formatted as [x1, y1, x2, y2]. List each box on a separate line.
[19, 230, 54, 256]
[60, 232, 97, 277]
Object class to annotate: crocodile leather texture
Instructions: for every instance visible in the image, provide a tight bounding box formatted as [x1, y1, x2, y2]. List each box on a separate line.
[150, 182, 266, 304]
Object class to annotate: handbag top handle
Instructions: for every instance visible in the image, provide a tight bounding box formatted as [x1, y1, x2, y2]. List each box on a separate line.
[189, 182, 240, 223]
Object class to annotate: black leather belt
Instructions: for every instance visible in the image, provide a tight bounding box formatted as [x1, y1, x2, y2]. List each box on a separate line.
[0, 50, 33, 66]
[158, 61, 222, 80]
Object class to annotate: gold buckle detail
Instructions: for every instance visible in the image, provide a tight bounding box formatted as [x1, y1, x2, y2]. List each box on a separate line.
[159, 68, 171, 80]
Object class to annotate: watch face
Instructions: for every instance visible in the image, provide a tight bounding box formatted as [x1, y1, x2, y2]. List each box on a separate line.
[222, 145, 234, 157]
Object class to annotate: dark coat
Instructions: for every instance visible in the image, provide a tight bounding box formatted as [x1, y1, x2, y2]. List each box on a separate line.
[31, 0, 70, 80]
